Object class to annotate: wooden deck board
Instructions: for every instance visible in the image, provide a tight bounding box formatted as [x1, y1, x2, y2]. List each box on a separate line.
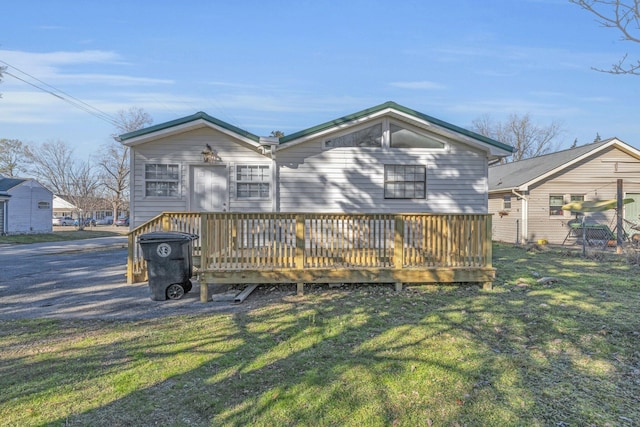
[127, 212, 496, 300]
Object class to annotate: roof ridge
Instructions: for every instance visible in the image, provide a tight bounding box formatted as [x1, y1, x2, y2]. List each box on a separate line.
[279, 101, 512, 152]
[118, 111, 260, 142]
[491, 138, 614, 168]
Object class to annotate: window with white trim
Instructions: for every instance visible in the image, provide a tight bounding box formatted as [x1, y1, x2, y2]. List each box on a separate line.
[503, 195, 511, 210]
[390, 124, 445, 148]
[570, 194, 584, 204]
[237, 165, 270, 199]
[384, 165, 426, 199]
[549, 195, 564, 216]
[324, 123, 383, 148]
[38, 201, 51, 209]
[145, 164, 180, 197]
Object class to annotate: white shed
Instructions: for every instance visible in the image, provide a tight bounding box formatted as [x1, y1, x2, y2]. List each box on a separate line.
[0, 176, 53, 235]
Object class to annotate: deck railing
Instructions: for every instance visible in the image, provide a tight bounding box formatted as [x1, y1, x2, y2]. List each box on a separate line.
[127, 212, 494, 300]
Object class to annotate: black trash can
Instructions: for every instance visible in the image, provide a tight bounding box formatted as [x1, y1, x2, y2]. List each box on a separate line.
[138, 231, 198, 301]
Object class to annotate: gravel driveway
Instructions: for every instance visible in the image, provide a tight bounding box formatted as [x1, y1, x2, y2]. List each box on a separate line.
[0, 237, 276, 320]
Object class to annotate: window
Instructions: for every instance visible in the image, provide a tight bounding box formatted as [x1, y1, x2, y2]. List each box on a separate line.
[390, 124, 445, 149]
[38, 201, 51, 209]
[237, 165, 270, 199]
[549, 195, 564, 216]
[325, 124, 382, 148]
[384, 165, 426, 199]
[570, 194, 584, 203]
[145, 164, 179, 197]
[503, 196, 511, 210]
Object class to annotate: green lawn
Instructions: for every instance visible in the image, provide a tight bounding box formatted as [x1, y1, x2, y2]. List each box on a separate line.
[1, 244, 638, 426]
[0, 228, 125, 244]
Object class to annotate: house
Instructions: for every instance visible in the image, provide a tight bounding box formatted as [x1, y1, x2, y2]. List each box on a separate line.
[0, 175, 53, 235]
[53, 195, 77, 218]
[53, 195, 125, 223]
[488, 138, 640, 245]
[117, 101, 513, 227]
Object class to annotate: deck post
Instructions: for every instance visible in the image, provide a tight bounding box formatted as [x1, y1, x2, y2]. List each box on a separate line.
[483, 215, 494, 291]
[200, 213, 210, 302]
[393, 215, 404, 269]
[127, 233, 135, 284]
[297, 282, 304, 296]
[162, 214, 170, 231]
[485, 215, 493, 268]
[393, 215, 405, 291]
[295, 214, 305, 269]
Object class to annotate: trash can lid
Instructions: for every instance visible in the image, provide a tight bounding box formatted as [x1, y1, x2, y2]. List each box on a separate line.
[138, 231, 198, 243]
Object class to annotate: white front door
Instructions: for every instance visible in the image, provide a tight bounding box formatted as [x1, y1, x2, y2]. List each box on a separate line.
[190, 166, 228, 212]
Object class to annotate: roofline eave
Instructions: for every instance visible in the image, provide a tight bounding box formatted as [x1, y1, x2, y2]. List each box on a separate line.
[119, 118, 261, 148]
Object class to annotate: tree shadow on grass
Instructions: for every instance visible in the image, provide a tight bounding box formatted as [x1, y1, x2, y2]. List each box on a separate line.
[3, 246, 638, 426]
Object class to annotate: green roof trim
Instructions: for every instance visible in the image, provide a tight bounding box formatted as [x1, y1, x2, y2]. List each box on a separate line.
[118, 102, 512, 154]
[279, 101, 513, 153]
[118, 111, 260, 143]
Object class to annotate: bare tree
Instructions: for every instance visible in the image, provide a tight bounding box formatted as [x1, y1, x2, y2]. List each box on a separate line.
[0, 138, 28, 177]
[570, 0, 640, 75]
[113, 107, 153, 135]
[472, 113, 563, 162]
[100, 107, 153, 221]
[24, 140, 101, 229]
[24, 140, 74, 194]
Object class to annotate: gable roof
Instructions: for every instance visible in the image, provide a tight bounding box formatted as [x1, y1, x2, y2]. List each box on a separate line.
[117, 111, 261, 146]
[279, 101, 513, 155]
[117, 101, 513, 158]
[489, 138, 640, 192]
[0, 177, 27, 192]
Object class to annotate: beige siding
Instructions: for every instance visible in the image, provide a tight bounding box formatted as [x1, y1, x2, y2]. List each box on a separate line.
[277, 134, 489, 214]
[489, 192, 522, 244]
[525, 146, 640, 245]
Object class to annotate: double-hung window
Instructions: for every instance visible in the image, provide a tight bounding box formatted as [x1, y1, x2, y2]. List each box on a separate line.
[503, 196, 512, 210]
[384, 165, 426, 199]
[237, 165, 270, 199]
[145, 164, 179, 197]
[549, 195, 565, 216]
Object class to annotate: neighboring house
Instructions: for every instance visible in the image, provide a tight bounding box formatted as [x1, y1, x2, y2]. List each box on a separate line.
[488, 138, 640, 245]
[53, 195, 77, 218]
[53, 195, 123, 222]
[117, 101, 513, 228]
[0, 175, 53, 235]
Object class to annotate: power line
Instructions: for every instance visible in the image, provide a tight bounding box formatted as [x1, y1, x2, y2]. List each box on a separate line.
[0, 59, 122, 128]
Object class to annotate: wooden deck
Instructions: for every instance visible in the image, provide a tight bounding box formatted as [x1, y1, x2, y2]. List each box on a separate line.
[127, 212, 495, 301]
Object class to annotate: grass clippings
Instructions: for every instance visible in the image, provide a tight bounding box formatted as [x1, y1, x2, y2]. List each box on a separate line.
[0, 243, 638, 426]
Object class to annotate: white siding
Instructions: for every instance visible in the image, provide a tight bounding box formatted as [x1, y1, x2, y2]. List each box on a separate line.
[129, 116, 497, 227]
[131, 127, 272, 227]
[277, 134, 489, 214]
[6, 181, 53, 234]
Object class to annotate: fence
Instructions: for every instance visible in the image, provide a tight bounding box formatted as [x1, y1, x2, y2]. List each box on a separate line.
[127, 212, 494, 301]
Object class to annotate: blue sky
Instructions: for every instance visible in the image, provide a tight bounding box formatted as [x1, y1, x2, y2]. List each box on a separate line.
[1, 0, 638, 160]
